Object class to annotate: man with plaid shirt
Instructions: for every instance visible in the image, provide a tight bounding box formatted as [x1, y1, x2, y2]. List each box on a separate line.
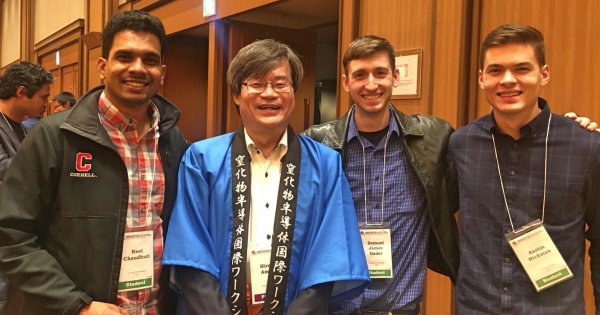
[0, 10, 187, 315]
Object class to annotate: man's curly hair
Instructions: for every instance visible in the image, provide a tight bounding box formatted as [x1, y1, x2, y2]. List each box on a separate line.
[0, 62, 54, 100]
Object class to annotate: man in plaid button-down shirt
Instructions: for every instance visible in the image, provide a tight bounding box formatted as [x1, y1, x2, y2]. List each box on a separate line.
[0, 10, 187, 315]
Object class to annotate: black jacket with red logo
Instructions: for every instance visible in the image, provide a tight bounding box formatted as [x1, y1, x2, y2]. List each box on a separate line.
[0, 85, 188, 315]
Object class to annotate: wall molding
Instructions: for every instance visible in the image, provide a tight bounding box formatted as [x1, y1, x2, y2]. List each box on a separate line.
[34, 19, 85, 57]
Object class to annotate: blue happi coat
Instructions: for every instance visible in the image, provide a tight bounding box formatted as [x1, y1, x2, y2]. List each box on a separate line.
[163, 132, 369, 312]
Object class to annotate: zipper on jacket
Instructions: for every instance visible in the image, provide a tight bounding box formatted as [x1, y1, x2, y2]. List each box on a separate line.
[165, 148, 171, 164]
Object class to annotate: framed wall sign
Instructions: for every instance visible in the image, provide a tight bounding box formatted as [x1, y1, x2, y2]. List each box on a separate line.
[392, 48, 422, 99]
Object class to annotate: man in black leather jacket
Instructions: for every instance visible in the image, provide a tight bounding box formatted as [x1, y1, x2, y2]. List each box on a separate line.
[0, 10, 187, 315]
[302, 35, 458, 315]
[303, 35, 597, 315]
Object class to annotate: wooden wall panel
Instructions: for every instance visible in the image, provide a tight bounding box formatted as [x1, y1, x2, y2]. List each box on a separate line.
[426, 0, 463, 302]
[163, 42, 208, 142]
[431, 0, 471, 129]
[40, 49, 79, 115]
[49, 68, 60, 114]
[427, 4, 466, 311]
[87, 47, 102, 89]
[85, 0, 103, 92]
[358, 0, 434, 116]
[88, 0, 104, 33]
[476, 0, 600, 123]
[337, 0, 359, 117]
[206, 21, 227, 138]
[61, 64, 76, 97]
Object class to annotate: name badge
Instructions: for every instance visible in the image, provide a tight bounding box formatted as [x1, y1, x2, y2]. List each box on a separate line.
[118, 231, 154, 291]
[505, 219, 573, 291]
[359, 223, 393, 278]
[249, 247, 271, 305]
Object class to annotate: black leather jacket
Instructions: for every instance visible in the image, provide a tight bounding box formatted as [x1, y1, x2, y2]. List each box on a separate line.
[0, 86, 188, 315]
[302, 104, 459, 282]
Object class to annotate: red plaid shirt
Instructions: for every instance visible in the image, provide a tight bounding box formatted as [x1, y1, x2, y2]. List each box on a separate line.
[98, 92, 165, 314]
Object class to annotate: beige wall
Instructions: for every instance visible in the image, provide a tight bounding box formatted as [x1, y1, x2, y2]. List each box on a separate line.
[1, 0, 21, 67]
[34, 0, 84, 44]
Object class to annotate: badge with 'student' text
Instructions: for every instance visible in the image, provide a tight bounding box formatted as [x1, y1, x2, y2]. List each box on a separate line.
[118, 231, 154, 292]
[359, 223, 393, 278]
[505, 219, 572, 291]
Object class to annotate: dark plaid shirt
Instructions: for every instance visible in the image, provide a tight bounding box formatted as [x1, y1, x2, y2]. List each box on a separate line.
[447, 98, 600, 314]
[330, 108, 428, 313]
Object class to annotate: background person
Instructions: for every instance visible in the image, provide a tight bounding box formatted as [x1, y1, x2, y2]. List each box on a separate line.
[51, 91, 77, 114]
[0, 60, 53, 315]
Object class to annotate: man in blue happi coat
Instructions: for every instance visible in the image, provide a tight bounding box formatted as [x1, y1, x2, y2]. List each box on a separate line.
[163, 39, 369, 315]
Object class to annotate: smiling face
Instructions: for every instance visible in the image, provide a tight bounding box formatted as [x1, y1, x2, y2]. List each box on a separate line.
[343, 51, 399, 119]
[479, 43, 549, 124]
[233, 59, 295, 138]
[96, 30, 166, 111]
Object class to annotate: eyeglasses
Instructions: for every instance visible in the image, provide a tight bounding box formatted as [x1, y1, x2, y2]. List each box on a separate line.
[242, 80, 292, 94]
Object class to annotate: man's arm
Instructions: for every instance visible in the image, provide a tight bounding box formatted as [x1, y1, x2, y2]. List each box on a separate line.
[286, 282, 333, 315]
[174, 265, 333, 315]
[175, 266, 231, 314]
[589, 243, 600, 315]
[585, 142, 600, 314]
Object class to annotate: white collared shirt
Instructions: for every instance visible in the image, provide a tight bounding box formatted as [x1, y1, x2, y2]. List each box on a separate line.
[244, 128, 288, 250]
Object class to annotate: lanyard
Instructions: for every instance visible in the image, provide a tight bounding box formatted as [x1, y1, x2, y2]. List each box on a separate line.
[492, 114, 551, 232]
[357, 128, 391, 226]
[1, 110, 27, 136]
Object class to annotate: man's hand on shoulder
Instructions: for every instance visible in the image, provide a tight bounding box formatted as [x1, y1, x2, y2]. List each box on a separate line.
[77, 301, 122, 315]
[564, 112, 598, 131]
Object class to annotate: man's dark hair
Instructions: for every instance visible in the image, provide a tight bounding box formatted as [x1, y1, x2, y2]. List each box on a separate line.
[227, 39, 304, 97]
[0, 62, 54, 100]
[52, 91, 77, 107]
[343, 35, 396, 76]
[480, 23, 546, 69]
[102, 10, 167, 59]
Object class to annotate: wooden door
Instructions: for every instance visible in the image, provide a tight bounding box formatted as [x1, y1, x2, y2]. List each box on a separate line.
[226, 20, 317, 134]
[39, 41, 81, 116]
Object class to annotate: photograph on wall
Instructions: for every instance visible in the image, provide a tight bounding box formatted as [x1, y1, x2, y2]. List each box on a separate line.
[392, 48, 422, 99]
